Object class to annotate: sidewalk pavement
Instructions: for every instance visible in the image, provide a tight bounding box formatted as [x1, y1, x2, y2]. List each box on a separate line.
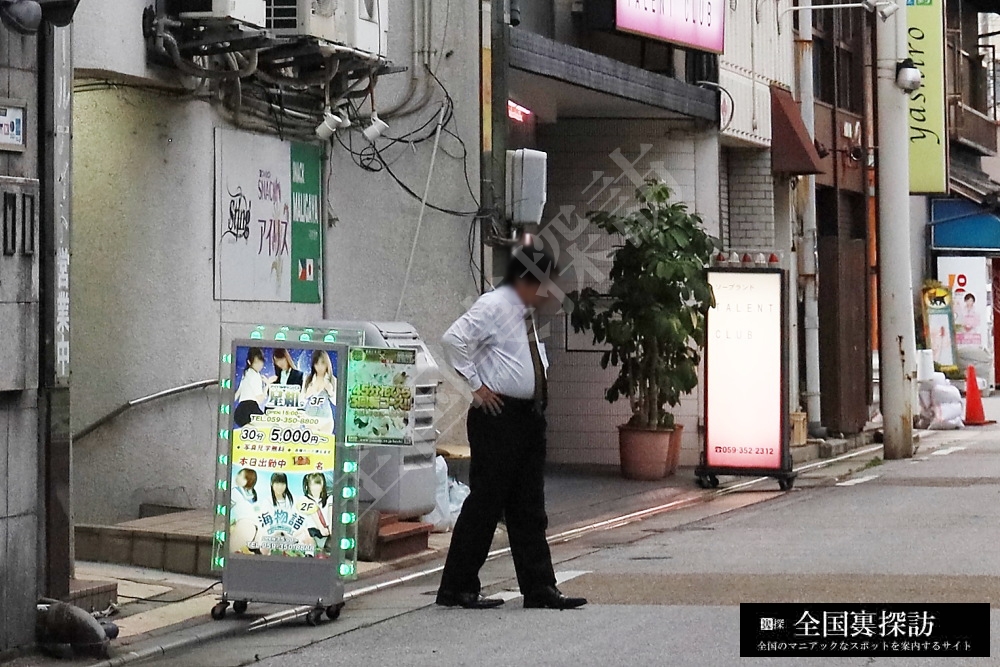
[10, 409, 996, 667]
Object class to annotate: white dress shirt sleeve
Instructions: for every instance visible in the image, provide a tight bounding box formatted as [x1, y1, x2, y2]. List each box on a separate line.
[442, 297, 496, 392]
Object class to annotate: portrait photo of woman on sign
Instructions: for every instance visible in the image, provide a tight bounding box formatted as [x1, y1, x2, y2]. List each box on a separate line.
[230, 468, 261, 554]
[234, 348, 267, 427]
[302, 350, 337, 435]
[297, 472, 333, 556]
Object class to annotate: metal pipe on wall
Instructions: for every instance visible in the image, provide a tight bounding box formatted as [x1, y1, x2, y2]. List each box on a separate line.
[794, 0, 825, 435]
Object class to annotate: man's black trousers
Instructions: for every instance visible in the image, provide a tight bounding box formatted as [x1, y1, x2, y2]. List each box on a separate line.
[438, 398, 557, 596]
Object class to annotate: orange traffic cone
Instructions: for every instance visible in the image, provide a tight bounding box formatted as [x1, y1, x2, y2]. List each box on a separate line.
[963, 365, 990, 426]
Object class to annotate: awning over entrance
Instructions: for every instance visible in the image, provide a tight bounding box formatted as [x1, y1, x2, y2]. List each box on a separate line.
[931, 197, 1000, 252]
[507, 27, 718, 122]
[950, 159, 1000, 204]
[770, 86, 825, 175]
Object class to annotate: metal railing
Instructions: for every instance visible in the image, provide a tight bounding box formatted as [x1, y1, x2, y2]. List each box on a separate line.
[73, 379, 217, 442]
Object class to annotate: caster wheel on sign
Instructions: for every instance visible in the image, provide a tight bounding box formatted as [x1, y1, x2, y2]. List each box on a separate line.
[708, 475, 720, 489]
[211, 602, 229, 621]
[306, 608, 324, 626]
[778, 477, 794, 491]
[326, 603, 344, 621]
[696, 476, 708, 489]
[233, 600, 248, 616]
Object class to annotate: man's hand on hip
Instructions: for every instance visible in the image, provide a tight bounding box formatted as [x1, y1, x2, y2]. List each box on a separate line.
[473, 385, 504, 416]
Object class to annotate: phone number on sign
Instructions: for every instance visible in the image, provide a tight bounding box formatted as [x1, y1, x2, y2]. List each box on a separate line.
[714, 446, 775, 455]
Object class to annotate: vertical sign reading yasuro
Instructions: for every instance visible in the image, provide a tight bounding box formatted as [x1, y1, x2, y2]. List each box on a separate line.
[908, 0, 948, 194]
[346, 348, 417, 446]
[706, 271, 784, 470]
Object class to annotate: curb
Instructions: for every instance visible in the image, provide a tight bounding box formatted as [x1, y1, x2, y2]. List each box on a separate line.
[89, 620, 247, 667]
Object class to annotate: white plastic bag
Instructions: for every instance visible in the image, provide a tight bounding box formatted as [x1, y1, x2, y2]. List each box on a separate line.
[448, 478, 470, 526]
[420, 456, 453, 532]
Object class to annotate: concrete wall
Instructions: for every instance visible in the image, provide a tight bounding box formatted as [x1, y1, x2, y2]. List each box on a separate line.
[538, 119, 719, 467]
[71, 2, 482, 523]
[0, 29, 40, 654]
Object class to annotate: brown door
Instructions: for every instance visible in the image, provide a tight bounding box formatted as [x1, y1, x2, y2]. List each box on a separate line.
[819, 236, 871, 434]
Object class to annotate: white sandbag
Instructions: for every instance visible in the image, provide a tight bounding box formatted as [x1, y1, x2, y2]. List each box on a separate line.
[929, 402, 965, 430]
[931, 382, 962, 405]
[420, 456, 453, 532]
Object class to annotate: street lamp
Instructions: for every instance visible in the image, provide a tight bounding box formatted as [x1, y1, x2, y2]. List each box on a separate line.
[0, 0, 78, 34]
[776, 0, 900, 32]
[0, 0, 41, 34]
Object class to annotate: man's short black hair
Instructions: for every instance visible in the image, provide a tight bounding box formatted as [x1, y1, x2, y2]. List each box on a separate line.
[503, 235, 555, 285]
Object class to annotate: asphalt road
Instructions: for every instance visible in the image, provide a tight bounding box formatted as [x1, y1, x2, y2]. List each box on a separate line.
[148, 421, 1000, 666]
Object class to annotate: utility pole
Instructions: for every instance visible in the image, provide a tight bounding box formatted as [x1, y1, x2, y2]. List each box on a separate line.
[794, 0, 825, 437]
[875, 4, 917, 459]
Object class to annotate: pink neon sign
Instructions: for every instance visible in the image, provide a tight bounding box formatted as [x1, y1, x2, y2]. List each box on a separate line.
[616, 0, 724, 54]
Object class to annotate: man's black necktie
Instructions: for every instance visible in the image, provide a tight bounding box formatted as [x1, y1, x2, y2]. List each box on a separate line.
[525, 313, 547, 414]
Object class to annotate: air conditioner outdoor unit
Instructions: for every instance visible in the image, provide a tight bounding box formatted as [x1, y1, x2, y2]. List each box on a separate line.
[168, 0, 267, 28]
[267, 0, 388, 57]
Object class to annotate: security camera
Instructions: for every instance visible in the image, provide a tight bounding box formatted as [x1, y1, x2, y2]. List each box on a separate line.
[363, 113, 389, 143]
[315, 110, 351, 140]
[877, 2, 899, 19]
[896, 59, 922, 92]
[0, 0, 42, 34]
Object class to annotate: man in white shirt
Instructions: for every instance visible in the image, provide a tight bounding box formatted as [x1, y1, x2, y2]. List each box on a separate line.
[436, 237, 587, 611]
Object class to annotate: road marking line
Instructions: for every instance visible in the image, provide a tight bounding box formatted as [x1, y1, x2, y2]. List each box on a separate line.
[494, 571, 592, 602]
[931, 447, 966, 456]
[555, 570, 591, 585]
[836, 474, 879, 487]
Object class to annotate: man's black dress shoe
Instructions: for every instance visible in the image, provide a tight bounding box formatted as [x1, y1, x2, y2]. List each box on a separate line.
[435, 590, 505, 609]
[523, 586, 587, 610]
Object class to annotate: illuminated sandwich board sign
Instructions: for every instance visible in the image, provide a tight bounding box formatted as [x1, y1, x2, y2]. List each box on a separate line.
[211, 323, 364, 620]
[698, 269, 793, 489]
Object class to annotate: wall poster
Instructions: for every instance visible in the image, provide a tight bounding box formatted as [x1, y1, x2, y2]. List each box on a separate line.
[215, 129, 323, 303]
[346, 347, 418, 446]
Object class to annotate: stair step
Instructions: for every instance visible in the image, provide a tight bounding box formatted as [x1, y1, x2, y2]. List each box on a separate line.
[378, 512, 399, 528]
[373, 520, 432, 561]
[378, 520, 433, 543]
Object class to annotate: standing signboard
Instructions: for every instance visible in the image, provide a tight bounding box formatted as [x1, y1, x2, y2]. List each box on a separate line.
[211, 324, 363, 625]
[696, 268, 794, 490]
[921, 283, 959, 369]
[938, 256, 994, 386]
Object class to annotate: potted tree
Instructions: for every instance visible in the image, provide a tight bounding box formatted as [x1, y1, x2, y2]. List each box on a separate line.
[569, 181, 718, 480]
